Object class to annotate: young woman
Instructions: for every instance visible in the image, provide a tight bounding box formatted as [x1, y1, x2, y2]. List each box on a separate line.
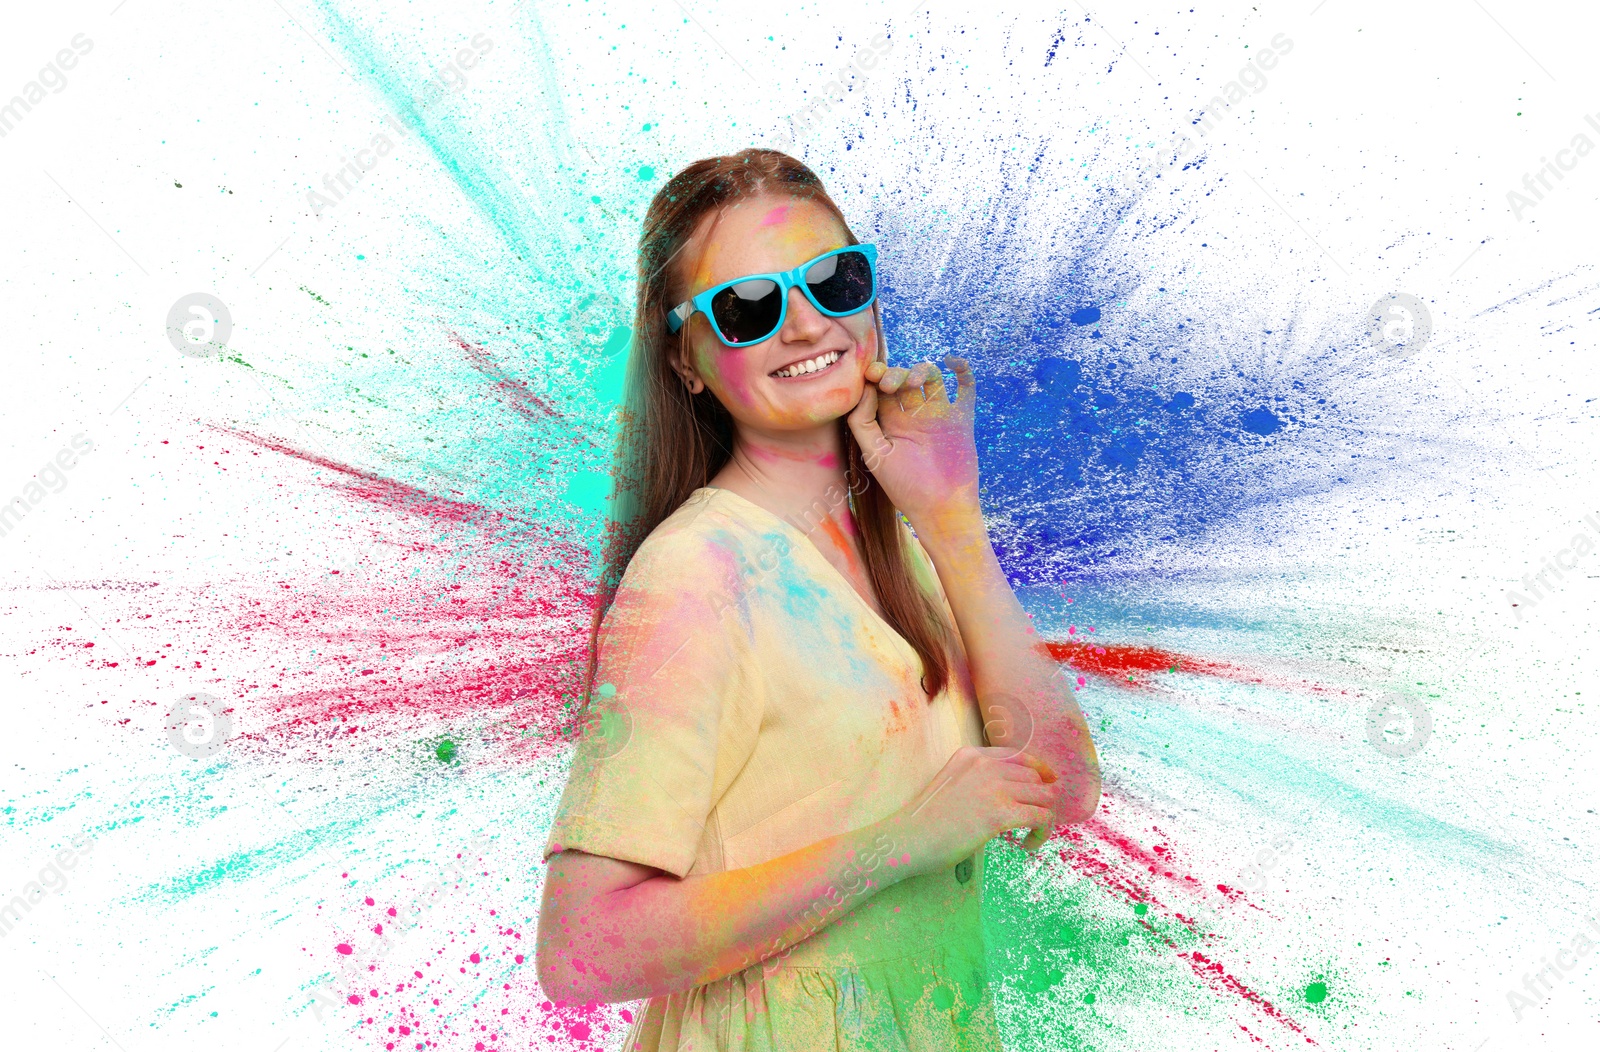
[537, 149, 1101, 1051]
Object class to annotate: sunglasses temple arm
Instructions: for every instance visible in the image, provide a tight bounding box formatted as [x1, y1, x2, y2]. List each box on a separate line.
[665, 301, 692, 334]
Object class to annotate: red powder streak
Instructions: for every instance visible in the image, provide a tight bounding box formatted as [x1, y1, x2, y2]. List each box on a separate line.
[218, 427, 495, 528]
[1044, 639, 1346, 699]
[177, 431, 600, 758]
[1181, 950, 1316, 1043]
[1045, 639, 1193, 681]
[1044, 636, 1364, 752]
[1050, 810, 1203, 936]
[451, 333, 558, 420]
[1050, 804, 1263, 913]
[245, 659, 580, 750]
[1083, 817, 1193, 886]
[1052, 833, 1156, 911]
[1033, 796, 1314, 1040]
[1214, 882, 1247, 902]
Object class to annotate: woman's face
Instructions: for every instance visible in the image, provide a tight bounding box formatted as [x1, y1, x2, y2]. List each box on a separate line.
[669, 193, 879, 433]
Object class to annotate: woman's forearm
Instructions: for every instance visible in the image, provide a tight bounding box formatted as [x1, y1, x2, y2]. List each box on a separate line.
[844, 355, 1097, 819]
[538, 814, 914, 1004]
[913, 504, 1102, 821]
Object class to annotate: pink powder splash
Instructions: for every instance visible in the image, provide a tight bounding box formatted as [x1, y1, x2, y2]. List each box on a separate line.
[119, 428, 600, 763]
[28, 424, 1346, 1047]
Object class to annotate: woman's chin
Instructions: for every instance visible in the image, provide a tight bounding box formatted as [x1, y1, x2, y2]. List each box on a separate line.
[759, 383, 860, 429]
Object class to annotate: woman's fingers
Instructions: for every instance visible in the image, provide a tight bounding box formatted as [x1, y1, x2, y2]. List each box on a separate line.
[992, 753, 1059, 848]
[1008, 781, 1056, 808]
[876, 361, 947, 396]
[1000, 764, 1042, 784]
[872, 360, 973, 402]
[881, 360, 953, 417]
[896, 365, 930, 413]
[846, 382, 889, 464]
[1019, 824, 1054, 852]
[907, 362, 948, 406]
[876, 365, 912, 393]
[1007, 748, 1059, 852]
[904, 361, 941, 389]
[1012, 804, 1055, 832]
[1004, 751, 1058, 784]
[947, 356, 976, 412]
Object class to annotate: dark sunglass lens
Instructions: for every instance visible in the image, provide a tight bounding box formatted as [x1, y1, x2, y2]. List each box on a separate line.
[805, 250, 874, 313]
[710, 278, 783, 343]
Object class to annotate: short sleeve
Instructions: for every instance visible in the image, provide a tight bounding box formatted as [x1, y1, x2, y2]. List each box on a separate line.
[543, 520, 762, 879]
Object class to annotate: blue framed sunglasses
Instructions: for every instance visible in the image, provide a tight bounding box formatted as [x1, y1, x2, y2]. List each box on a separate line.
[666, 244, 879, 348]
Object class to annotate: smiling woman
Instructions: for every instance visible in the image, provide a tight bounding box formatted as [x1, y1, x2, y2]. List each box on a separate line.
[535, 149, 1102, 1051]
[605, 153, 950, 696]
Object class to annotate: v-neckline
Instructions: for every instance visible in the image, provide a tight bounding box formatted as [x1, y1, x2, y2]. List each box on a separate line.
[693, 486, 918, 661]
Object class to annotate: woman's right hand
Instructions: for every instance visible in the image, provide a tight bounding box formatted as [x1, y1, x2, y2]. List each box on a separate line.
[894, 746, 1058, 876]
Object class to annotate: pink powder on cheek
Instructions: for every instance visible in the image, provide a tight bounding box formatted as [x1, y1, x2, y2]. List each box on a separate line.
[695, 343, 765, 415]
[691, 338, 739, 392]
[848, 331, 876, 371]
[721, 354, 760, 405]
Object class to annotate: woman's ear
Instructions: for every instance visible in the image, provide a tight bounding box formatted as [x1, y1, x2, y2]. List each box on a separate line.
[669, 346, 706, 394]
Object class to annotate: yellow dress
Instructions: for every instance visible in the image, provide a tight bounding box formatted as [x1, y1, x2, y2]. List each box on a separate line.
[544, 486, 999, 1051]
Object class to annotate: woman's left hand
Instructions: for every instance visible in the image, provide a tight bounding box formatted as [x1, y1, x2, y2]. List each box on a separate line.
[846, 356, 981, 530]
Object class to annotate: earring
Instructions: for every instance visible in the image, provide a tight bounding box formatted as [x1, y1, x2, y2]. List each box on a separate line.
[674, 359, 703, 394]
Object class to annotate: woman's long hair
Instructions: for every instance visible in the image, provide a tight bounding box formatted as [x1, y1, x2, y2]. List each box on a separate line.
[584, 148, 951, 706]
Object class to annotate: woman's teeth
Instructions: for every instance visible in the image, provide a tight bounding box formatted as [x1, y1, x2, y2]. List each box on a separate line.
[772, 350, 841, 378]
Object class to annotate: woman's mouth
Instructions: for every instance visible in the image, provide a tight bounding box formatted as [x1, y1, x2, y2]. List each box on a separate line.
[770, 349, 843, 380]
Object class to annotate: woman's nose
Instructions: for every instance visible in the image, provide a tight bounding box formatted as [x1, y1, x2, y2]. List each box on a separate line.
[779, 285, 830, 341]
